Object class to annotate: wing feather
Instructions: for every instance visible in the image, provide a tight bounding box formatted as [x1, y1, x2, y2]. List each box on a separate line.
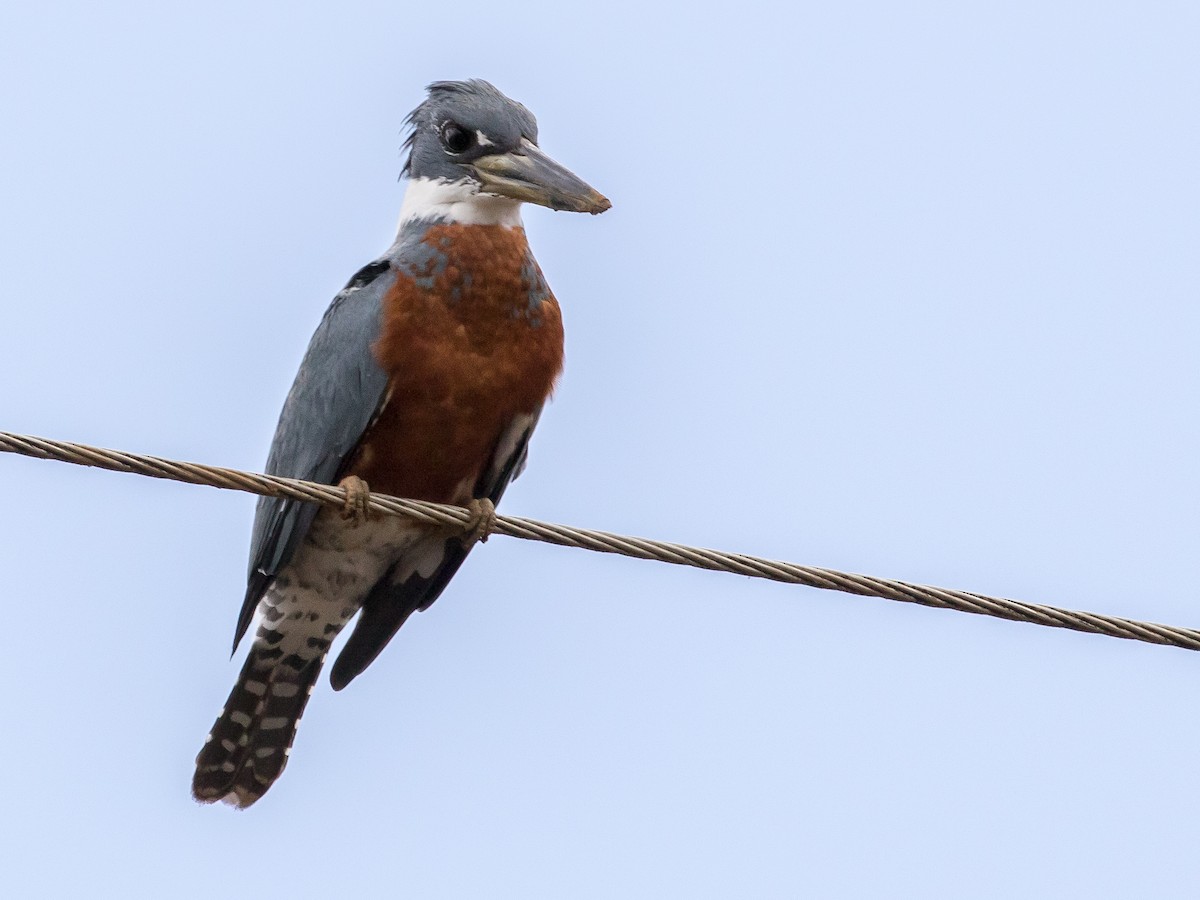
[231, 260, 395, 651]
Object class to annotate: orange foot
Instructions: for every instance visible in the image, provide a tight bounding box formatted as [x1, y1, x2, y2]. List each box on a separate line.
[337, 475, 371, 523]
[463, 497, 497, 545]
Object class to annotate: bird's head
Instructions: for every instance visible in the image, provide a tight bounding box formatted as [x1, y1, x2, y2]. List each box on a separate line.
[399, 79, 610, 225]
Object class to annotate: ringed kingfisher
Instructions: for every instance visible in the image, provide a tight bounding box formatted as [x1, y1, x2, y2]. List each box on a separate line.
[192, 79, 609, 808]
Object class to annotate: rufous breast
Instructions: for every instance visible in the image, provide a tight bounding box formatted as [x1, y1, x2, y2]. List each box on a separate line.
[346, 223, 564, 503]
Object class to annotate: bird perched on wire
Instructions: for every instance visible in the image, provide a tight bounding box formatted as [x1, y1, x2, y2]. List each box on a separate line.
[193, 79, 609, 808]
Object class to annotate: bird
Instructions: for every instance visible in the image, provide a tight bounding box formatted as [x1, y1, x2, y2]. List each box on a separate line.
[192, 79, 609, 808]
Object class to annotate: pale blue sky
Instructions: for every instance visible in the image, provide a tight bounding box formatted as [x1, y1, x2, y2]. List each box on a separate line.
[1, 1, 1198, 897]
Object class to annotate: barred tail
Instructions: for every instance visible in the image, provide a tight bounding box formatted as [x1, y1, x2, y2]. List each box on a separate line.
[192, 647, 324, 808]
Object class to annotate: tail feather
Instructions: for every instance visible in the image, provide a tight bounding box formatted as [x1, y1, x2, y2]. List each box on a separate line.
[192, 647, 324, 808]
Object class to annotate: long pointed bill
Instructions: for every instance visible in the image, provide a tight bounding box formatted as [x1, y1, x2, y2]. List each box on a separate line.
[471, 139, 611, 214]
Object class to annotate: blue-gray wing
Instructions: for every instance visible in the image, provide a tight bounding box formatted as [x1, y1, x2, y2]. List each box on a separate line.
[232, 260, 395, 650]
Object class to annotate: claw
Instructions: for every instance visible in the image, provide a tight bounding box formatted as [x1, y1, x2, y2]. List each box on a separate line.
[337, 475, 371, 523]
[463, 497, 497, 545]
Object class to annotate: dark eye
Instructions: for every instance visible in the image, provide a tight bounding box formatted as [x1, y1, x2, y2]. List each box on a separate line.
[441, 122, 475, 154]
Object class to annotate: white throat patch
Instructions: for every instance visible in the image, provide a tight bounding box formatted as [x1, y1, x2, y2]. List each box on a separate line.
[397, 177, 523, 229]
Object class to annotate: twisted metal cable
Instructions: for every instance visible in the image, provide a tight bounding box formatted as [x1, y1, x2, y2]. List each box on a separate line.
[2, 428, 1198, 654]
